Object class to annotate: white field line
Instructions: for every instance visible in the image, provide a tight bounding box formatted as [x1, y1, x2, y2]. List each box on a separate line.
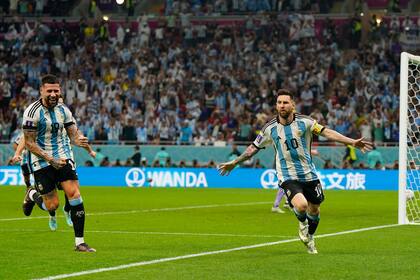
[0, 201, 271, 222]
[33, 224, 402, 280]
[0, 228, 295, 239]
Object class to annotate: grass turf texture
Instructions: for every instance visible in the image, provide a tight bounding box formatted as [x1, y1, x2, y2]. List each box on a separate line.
[0, 186, 418, 280]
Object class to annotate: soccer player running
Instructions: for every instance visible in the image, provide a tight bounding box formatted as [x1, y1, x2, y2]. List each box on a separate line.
[272, 148, 319, 213]
[218, 89, 373, 254]
[10, 134, 67, 231]
[12, 130, 95, 230]
[22, 74, 95, 252]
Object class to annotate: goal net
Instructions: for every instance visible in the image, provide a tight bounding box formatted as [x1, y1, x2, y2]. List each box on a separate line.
[399, 52, 420, 224]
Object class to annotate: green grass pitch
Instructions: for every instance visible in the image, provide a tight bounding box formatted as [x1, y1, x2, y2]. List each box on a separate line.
[0, 186, 418, 280]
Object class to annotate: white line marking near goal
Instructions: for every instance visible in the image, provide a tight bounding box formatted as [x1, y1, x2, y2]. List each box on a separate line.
[0, 228, 295, 239]
[33, 224, 402, 280]
[0, 201, 271, 222]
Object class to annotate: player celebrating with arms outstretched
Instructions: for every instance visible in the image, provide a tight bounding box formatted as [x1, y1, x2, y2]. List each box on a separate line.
[218, 89, 373, 254]
[22, 74, 95, 252]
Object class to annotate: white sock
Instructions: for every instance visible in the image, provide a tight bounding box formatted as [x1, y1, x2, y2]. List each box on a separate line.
[28, 189, 37, 201]
[75, 237, 85, 246]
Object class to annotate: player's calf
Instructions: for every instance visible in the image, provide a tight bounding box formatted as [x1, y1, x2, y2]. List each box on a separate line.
[294, 207, 309, 244]
[23, 174, 31, 188]
[68, 196, 94, 251]
[307, 213, 320, 236]
[22, 188, 36, 216]
[23, 188, 57, 216]
[62, 195, 73, 227]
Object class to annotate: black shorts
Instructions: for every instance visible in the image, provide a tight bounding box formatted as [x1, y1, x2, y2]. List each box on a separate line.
[33, 159, 78, 195]
[281, 179, 324, 206]
[20, 164, 31, 176]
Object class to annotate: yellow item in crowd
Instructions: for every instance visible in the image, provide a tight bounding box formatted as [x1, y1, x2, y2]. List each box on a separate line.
[354, 21, 362, 31]
[84, 26, 95, 37]
[346, 145, 357, 161]
[104, 73, 113, 84]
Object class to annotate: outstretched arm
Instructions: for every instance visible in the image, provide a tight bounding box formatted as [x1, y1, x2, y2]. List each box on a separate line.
[78, 129, 96, 158]
[66, 124, 96, 158]
[66, 124, 89, 148]
[321, 128, 373, 153]
[217, 144, 260, 176]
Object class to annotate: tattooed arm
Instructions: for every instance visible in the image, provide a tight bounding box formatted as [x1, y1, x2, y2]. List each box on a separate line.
[66, 124, 89, 148]
[66, 124, 96, 157]
[321, 128, 373, 153]
[217, 144, 260, 176]
[24, 130, 66, 169]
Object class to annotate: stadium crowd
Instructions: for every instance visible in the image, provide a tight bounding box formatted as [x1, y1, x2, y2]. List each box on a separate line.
[164, 0, 334, 14]
[0, 12, 411, 168]
[0, 0, 76, 16]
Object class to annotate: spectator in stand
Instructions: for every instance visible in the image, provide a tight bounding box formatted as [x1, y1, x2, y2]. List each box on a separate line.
[154, 147, 170, 167]
[0, 12, 402, 152]
[140, 157, 149, 167]
[136, 120, 148, 144]
[300, 83, 314, 115]
[207, 160, 216, 168]
[100, 156, 111, 167]
[359, 119, 372, 142]
[228, 144, 241, 161]
[343, 144, 357, 168]
[386, 160, 398, 170]
[372, 111, 384, 144]
[323, 159, 335, 169]
[254, 159, 264, 168]
[179, 120, 193, 145]
[130, 146, 142, 166]
[192, 159, 200, 168]
[122, 118, 137, 142]
[367, 146, 384, 169]
[213, 132, 227, 147]
[166, 158, 175, 167]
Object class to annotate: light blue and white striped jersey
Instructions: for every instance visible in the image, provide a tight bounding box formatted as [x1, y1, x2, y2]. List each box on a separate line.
[22, 99, 75, 172]
[13, 133, 29, 166]
[253, 114, 325, 184]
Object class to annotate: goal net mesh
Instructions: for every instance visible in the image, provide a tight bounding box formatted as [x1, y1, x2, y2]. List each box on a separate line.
[405, 56, 420, 223]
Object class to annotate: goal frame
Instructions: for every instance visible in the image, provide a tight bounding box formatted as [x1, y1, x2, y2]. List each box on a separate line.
[398, 52, 419, 224]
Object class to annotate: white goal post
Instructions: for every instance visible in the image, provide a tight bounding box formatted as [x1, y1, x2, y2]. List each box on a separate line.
[399, 52, 420, 224]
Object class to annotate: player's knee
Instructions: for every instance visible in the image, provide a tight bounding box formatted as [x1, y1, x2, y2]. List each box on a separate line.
[62, 182, 81, 199]
[308, 207, 320, 216]
[67, 189, 81, 200]
[45, 200, 59, 211]
[291, 195, 308, 212]
[294, 203, 308, 213]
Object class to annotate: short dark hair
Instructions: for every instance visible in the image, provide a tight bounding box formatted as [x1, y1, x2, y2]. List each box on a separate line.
[41, 74, 59, 86]
[276, 89, 294, 100]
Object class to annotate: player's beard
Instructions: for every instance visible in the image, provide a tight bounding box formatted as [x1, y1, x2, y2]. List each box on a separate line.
[279, 109, 292, 119]
[45, 96, 58, 108]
